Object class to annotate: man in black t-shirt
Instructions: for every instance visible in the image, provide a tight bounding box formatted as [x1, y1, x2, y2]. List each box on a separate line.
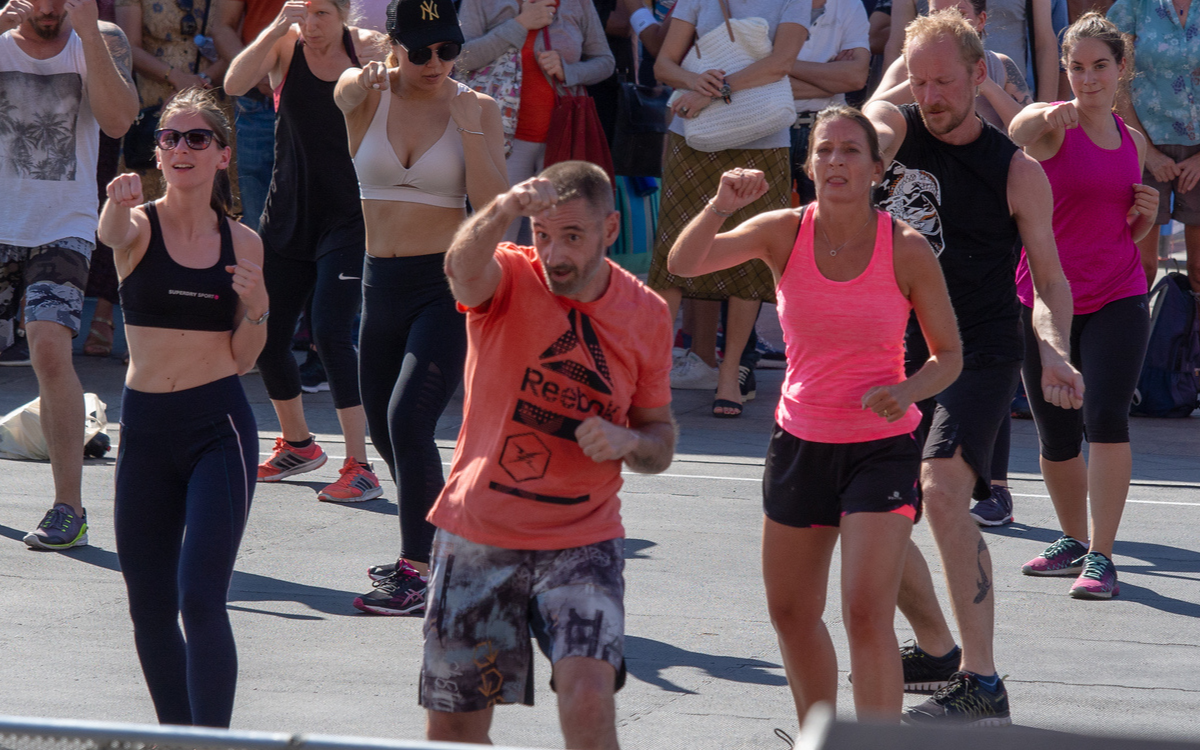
[865, 9, 1083, 726]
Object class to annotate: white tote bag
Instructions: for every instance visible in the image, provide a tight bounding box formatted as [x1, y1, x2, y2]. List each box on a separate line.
[667, 8, 797, 152]
[0, 393, 108, 461]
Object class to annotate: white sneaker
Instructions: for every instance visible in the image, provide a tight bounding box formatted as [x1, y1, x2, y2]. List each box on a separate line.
[671, 351, 720, 390]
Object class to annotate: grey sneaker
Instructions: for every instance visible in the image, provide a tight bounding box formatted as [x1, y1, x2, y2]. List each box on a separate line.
[24, 504, 89, 550]
[903, 671, 1012, 727]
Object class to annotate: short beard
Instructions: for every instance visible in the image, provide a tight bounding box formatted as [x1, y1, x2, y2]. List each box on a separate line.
[919, 103, 970, 136]
[543, 247, 604, 298]
[32, 14, 66, 39]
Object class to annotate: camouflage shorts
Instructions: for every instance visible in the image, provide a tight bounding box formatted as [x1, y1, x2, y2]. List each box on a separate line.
[0, 238, 93, 349]
[420, 529, 626, 713]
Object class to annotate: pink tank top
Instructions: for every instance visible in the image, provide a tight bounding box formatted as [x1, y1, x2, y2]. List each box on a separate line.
[1015, 112, 1145, 314]
[775, 204, 922, 444]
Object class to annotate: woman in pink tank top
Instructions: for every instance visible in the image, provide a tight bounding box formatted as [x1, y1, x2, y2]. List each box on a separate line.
[668, 107, 962, 723]
[1008, 13, 1159, 601]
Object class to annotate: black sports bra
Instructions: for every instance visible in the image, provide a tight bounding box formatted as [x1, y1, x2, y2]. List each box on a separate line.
[119, 203, 239, 332]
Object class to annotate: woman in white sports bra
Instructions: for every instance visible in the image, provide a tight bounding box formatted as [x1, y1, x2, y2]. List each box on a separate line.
[335, 0, 509, 616]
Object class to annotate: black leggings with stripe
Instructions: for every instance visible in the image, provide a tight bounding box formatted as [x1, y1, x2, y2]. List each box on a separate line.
[115, 375, 257, 727]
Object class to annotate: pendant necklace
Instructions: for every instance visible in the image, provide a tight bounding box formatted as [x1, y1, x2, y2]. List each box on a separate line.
[819, 212, 874, 257]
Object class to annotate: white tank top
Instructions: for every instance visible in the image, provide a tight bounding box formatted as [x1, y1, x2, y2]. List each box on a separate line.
[0, 31, 101, 246]
[352, 80, 469, 209]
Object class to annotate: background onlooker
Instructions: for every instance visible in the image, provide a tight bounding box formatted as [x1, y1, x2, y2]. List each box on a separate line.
[1109, 0, 1200, 294]
[115, 0, 221, 201]
[212, 0, 285, 230]
[458, 0, 615, 243]
[786, 0, 870, 202]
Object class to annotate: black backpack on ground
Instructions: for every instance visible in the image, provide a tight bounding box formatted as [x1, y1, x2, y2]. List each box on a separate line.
[1131, 272, 1200, 418]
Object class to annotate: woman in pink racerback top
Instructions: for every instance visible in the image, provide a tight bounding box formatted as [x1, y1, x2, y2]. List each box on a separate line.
[668, 106, 963, 723]
[1008, 13, 1159, 601]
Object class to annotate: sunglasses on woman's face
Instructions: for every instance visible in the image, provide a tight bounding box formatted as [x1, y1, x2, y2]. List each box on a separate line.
[155, 128, 221, 151]
[402, 41, 462, 65]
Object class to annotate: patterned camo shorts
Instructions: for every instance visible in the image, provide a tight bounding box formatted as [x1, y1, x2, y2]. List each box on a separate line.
[420, 530, 626, 713]
[0, 238, 94, 350]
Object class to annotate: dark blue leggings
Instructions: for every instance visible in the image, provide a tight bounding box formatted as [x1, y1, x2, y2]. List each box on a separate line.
[359, 253, 466, 565]
[115, 376, 257, 727]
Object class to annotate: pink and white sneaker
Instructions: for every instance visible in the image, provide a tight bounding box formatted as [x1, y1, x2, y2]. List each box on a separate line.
[1070, 551, 1120, 600]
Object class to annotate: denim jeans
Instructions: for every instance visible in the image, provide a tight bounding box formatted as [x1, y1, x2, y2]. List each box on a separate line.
[234, 95, 275, 231]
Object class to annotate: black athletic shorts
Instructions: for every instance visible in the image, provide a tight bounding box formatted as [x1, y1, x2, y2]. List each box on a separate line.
[914, 354, 1022, 500]
[762, 424, 922, 528]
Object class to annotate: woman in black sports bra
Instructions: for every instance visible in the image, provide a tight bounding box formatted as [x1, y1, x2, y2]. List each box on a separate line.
[98, 88, 267, 728]
[334, 0, 508, 616]
[226, 0, 387, 502]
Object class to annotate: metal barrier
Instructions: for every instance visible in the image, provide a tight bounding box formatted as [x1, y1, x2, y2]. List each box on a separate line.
[0, 715, 541, 750]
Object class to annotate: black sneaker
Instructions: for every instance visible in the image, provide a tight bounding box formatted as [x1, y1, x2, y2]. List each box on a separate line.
[353, 560, 427, 615]
[902, 642, 961, 693]
[0, 336, 31, 366]
[739, 365, 757, 402]
[903, 671, 1012, 727]
[299, 350, 329, 393]
[368, 560, 397, 581]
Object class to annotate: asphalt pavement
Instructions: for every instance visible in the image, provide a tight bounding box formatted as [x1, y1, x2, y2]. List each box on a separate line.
[1, 301, 1198, 749]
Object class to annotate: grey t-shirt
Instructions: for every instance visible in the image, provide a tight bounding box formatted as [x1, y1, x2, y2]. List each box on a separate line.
[667, 0, 811, 149]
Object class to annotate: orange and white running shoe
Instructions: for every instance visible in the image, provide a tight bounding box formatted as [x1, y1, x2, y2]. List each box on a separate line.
[318, 457, 383, 502]
[257, 437, 327, 482]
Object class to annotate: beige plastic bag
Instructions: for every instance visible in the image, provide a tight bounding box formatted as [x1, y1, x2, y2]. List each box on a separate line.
[0, 393, 108, 461]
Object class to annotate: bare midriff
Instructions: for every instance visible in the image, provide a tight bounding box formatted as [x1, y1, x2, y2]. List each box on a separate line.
[363, 200, 467, 258]
[124, 326, 239, 393]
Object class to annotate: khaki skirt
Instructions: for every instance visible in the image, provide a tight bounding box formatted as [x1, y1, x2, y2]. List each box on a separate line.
[647, 133, 791, 303]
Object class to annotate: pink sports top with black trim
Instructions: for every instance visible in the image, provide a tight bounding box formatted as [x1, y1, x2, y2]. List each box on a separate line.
[351, 81, 470, 208]
[775, 204, 921, 444]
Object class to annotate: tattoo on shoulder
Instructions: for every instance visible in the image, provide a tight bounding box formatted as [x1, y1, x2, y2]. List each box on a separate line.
[98, 22, 135, 85]
[1001, 55, 1033, 106]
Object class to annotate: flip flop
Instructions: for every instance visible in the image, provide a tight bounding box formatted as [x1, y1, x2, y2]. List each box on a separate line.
[83, 316, 114, 357]
[712, 398, 743, 418]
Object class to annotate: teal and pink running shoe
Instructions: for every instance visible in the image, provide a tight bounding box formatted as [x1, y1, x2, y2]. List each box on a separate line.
[1021, 535, 1088, 576]
[1070, 551, 1120, 600]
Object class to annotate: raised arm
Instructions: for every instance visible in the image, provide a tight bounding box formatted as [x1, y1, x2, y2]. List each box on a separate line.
[99, 172, 149, 254]
[863, 221, 962, 421]
[1008, 100, 1072, 158]
[225, 0, 303, 95]
[68, 0, 139, 137]
[864, 99, 907, 165]
[451, 89, 511, 210]
[445, 178, 557, 308]
[1126, 127, 1160, 243]
[576, 404, 677, 474]
[667, 169, 791, 279]
[225, 223, 269, 375]
[1009, 151, 1084, 409]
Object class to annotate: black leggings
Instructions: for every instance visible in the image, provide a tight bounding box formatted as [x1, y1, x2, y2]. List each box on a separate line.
[359, 253, 467, 565]
[115, 376, 256, 727]
[1021, 295, 1150, 462]
[257, 242, 363, 409]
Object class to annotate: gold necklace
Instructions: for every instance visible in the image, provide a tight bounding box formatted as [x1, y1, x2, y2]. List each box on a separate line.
[818, 211, 874, 257]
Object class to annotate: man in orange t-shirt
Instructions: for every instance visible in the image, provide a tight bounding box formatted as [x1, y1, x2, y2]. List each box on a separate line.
[422, 160, 675, 749]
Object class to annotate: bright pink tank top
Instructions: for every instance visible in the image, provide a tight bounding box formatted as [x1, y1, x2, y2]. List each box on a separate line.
[775, 204, 922, 444]
[1015, 112, 1145, 314]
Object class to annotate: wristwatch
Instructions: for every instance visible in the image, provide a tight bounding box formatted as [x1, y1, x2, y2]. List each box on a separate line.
[715, 80, 732, 104]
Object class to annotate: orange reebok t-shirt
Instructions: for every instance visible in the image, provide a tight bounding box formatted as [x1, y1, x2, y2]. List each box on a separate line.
[427, 244, 673, 550]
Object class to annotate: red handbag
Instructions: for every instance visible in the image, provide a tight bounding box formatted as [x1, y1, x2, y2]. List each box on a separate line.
[540, 28, 616, 185]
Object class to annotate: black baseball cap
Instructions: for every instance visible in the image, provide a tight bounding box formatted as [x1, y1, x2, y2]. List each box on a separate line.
[386, 0, 465, 49]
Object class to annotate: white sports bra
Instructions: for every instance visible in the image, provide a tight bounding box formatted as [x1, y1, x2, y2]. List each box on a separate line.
[352, 81, 469, 208]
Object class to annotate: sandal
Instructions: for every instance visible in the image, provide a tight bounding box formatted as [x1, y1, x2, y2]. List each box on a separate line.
[83, 316, 114, 357]
[712, 398, 743, 418]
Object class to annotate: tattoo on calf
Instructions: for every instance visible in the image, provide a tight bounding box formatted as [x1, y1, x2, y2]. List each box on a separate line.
[974, 537, 992, 604]
[1002, 55, 1033, 106]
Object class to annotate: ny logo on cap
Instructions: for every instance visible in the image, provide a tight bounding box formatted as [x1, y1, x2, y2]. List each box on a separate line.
[420, 0, 439, 19]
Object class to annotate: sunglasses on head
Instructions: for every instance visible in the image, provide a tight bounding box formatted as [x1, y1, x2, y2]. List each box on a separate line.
[400, 41, 462, 65]
[155, 128, 221, 151]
